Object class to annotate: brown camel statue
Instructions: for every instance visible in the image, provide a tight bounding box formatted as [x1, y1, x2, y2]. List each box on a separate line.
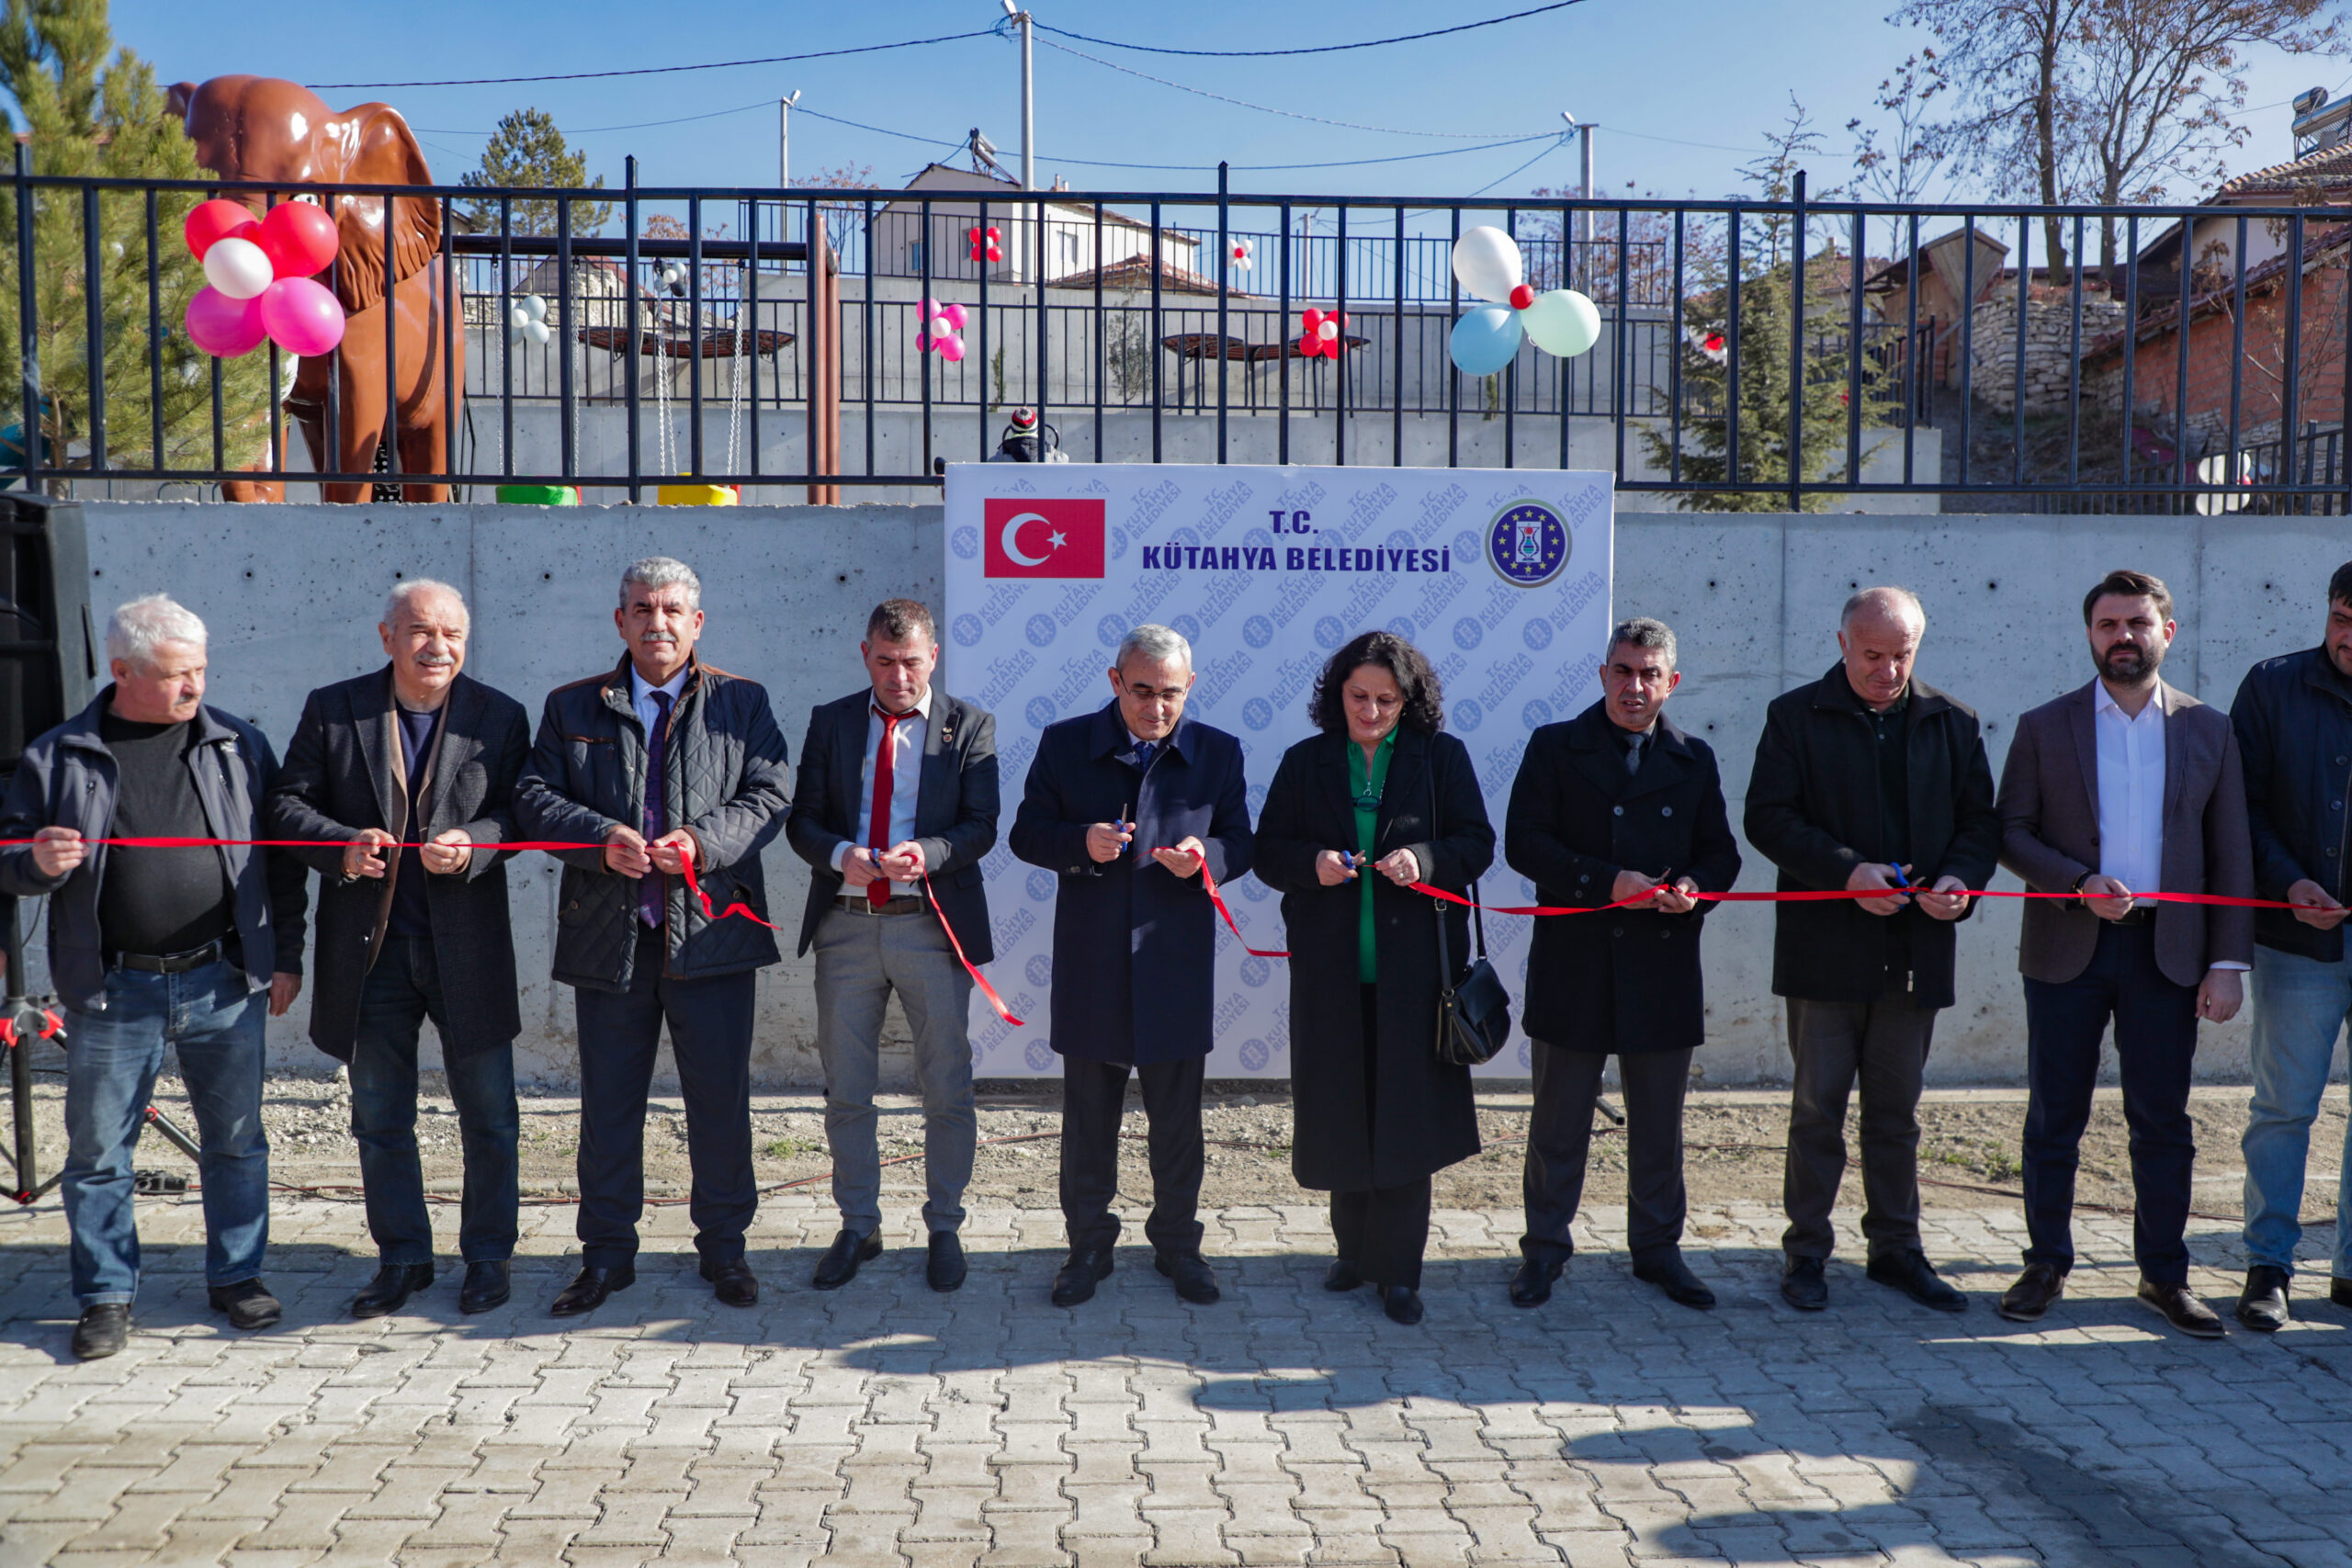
[166, 74, 465, 503]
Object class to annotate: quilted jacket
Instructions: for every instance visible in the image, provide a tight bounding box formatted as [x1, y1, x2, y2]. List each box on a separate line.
[514, 654, 792, 991]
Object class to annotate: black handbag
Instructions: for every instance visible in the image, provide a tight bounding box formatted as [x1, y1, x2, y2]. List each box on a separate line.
[1428, 766, 1512, 1067]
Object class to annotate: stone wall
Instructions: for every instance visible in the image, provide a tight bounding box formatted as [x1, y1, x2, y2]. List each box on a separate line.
[1968, 286, 2127, 415]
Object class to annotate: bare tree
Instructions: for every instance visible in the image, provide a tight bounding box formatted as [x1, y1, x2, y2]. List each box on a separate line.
[789, 161, 881, 255]
[1849, 52, 1951, 204]
[1894, 0, 2343, 274]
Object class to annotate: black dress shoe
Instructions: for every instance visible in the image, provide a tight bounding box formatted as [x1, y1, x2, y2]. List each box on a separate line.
[1381, 1285, 1425, 1325]
[811, 1229, 882, 1291]
[2139, 1278, 2225, 1338]
[1509, 1256, 1562, 1308]
[1051, 1247, 1114, 1307]
[1998, 1262, 2066, 1323]
[2332, 1276, 2352, 1310]
[1866, 1248, 1967, 1313]
[1324, 1260, 1364, 1292]
[702, 1258, 758, 1307]
[928, 1232, 967, 1292]
[550, 1263, 634, 1317]
[1155, 1251, 1220, 1304]
[72, 1303, 130, 1361]
[1633, 1253, 1716, 1310]
[2236, 1265, 2289, 1332]
[459, 1261, 511, 1314]
[208, 1279, 283, 1330]
[1781, 1255, 1827, 1312]
[351, 1262, 435, 1320]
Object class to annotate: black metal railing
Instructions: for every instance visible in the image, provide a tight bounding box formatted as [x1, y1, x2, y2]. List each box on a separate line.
[8, 151, 2352, 509]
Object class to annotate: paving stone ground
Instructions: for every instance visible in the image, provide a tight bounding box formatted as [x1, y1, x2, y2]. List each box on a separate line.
[1, 1185, 2350, 1567]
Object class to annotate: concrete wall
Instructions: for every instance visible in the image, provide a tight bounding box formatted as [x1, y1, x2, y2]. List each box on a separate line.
[58, 499, 2348, 1088]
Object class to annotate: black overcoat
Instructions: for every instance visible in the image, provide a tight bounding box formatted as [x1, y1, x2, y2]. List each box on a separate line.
[1254, 726, 1494, 1191]
[266, 667, 530, 1060]
[1743, 662, 2001, 1009]
[1504, 703, 1742, 1055]
[1007, 702, 1254, 1066]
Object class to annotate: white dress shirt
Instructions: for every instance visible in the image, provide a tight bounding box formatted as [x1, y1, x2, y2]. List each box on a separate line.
[628, 663, 689, 739]
[830, 687, 933, 900]
[2093, 681, 2246, 971]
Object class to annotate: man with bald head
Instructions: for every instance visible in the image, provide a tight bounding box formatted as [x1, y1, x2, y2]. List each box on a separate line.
[1747, 586, 2000, 1314]
[270, 579, 534, 1320]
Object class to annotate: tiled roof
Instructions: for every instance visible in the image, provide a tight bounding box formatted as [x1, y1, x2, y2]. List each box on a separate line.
[2081, 220, 2352, 361]
[2215, 142, 2352, 197]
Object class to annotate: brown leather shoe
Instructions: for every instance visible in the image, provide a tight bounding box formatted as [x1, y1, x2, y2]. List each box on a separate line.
[1998, 1262, 2065, 1323]
[2137, 1278, 2225, 1339]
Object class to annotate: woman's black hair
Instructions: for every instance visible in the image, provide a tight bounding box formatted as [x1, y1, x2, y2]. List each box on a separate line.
[1306, 630, 1444, 736]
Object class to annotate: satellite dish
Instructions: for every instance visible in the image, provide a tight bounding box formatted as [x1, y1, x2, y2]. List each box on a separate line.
[2294, 86, 2330, 117]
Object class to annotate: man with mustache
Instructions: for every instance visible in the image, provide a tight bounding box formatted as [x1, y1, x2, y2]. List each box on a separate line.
[515, 558, 791, 1314]
[268, 579, 533, 1319]
[1994, 569, 2251, 1337]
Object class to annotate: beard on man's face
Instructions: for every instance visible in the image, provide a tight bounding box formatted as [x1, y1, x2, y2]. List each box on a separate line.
[2098, 640, 2162, 683]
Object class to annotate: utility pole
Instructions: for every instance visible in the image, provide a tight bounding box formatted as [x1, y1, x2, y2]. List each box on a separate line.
[1003, 0, 1034, 191]
[1562, 113, 1596, 250]
[778, 90, 800, 187]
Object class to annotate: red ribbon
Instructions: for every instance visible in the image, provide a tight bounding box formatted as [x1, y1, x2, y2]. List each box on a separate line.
[3, 836, 1023, 1027]
[1184, 855, 1289, 958]
[1408, 881, 2309, 915]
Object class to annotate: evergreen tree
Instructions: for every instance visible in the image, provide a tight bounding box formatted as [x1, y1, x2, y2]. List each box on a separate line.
[462, 109, 611, 237]
[0, 0, 276, 486]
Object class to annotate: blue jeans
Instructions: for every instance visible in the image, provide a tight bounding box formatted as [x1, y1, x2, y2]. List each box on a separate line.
[350, 936, 520, 1267]
[2244, 945, 2352, 1277]
[62, 959, 269, 1307]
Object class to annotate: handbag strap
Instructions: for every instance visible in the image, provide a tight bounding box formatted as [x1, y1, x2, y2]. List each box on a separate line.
[1424, 742, 1487, 974]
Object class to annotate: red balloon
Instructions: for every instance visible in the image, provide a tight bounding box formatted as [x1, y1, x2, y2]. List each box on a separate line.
[184, 199, 258, 262]
[256, 201, 339, 279]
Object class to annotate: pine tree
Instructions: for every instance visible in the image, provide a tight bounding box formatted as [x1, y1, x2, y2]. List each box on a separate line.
[461, 109, 611, 237]
[0, 0, 276, 487]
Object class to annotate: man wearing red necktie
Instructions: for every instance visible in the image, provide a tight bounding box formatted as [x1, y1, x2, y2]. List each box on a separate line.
[786, 600, 1001, 1292]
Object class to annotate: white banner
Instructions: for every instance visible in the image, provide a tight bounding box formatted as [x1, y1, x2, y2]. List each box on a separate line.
[944, 463, 1615, 1077]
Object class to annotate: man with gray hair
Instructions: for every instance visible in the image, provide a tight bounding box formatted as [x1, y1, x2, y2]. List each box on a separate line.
[1746, 585, 2000, 1314]
[514, 557, 791, 1315]
[0, 594, 308, 1359]
[268, 578, 534, 1319]
[1010, 624, 1255, 1308]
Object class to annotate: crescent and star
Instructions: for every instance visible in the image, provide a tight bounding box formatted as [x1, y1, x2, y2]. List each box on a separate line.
[999, 512, 1068, 568]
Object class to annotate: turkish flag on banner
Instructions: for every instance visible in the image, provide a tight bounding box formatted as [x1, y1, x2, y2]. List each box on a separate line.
[982, 498, 1106, 579]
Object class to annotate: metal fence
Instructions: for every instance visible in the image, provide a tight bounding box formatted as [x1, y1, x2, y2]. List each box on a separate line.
[9, 151, 2352, 509]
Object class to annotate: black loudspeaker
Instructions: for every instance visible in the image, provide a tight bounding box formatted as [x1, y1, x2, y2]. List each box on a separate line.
[0, 492, 96, 783]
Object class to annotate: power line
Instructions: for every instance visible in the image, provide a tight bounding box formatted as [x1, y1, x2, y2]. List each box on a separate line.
[1034, 0, 1589, 58]
[1467, 138, 1570, 197]
[312, 28, 994, 89]
[1034, 36, 1546, 139]
[416, 99, 780, 138]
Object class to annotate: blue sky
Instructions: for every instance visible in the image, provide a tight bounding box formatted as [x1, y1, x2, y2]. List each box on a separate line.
[96, 0, 2352, 209]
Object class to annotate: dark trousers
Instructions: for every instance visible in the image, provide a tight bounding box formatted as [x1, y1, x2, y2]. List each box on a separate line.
[1059, 1054, 1205, 1255]
[2022, 920, 2199, 1285]
[1521, 1043, 1693, 1268]
[572, 929, 759, 1269]
[1329, 983, 1434, 1290]
[350, 936, 520, 1266]
[1782, 991, 1938, 1261]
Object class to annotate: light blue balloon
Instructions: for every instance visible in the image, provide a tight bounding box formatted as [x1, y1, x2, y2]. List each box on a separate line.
[1449, 305, 1523, 377]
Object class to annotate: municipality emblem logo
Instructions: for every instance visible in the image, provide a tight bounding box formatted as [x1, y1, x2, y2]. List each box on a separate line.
[1486, 502, 1569, 587]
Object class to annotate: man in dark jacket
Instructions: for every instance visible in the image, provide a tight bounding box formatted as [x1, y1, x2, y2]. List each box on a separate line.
[2229, 559, 2352, 1330]
[1009, 624, 1253, 1310]
[786, 599, 998, 1294]
[0, 594, 307, 1359]
[1746, 586, 1999, 1314]
[514, 557, 791, 1315]
[1504, 616, 1740, 1313]
[267, 579, 532, 1320]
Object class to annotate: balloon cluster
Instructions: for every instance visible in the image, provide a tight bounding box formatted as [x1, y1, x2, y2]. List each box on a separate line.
[967, 225, 1002, 265]
[1445, 226, 1600, 377]
[1228, 238, 1254, 272]
[508, 295, 551, 347]
[915, 298, 968, 362]
[183, 198, 346, 359]
[1298, 308, 1348, 360]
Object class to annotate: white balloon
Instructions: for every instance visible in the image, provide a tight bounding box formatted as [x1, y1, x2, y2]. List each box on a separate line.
[524, 318, 551, 346]
[509, 306, 530, 332]
[201, 236, 275, 300]
[522, 294, 548, 322]
[1450, 225, 1524, 304]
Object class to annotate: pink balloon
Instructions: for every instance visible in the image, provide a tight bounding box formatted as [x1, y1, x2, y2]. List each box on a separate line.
[937, 335, 967, 363]
[185, 287, 266, 357]
[256, 201, 339, 279]
[940, 302, 967, 330]
[257, 276, 345, 355]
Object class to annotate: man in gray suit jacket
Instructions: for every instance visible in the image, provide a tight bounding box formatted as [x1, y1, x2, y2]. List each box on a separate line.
[268, 579, 531, 1320]
[1995, 569, 2253, 1337]
[786, 600, 998, 1294]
